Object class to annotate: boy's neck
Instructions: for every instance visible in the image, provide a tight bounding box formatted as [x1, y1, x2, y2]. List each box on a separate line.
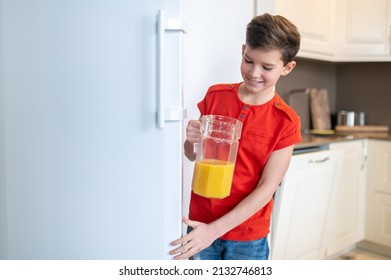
[238, 84, 275, 106]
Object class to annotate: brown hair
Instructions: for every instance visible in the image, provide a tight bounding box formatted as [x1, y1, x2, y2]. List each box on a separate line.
[246, 13, 301, 65]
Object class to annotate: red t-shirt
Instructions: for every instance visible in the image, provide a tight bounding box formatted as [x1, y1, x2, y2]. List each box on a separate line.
[189, 83, 302, 241]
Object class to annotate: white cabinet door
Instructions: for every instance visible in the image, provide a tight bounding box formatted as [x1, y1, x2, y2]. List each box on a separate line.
[335, 0, 391, 59]
[326, 140, 367, 257]
[366, 140, 391, 247]
[271, 149, 341, 259]
[370, 194, 391, 246]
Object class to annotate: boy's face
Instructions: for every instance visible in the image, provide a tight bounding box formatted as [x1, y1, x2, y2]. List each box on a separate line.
[240, 45, 295, 98]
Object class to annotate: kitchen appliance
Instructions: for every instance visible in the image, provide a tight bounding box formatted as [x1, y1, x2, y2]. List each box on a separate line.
[191, 115, 242, 199]
[0, 0, 184, 260]
[271, 145, 340, 259]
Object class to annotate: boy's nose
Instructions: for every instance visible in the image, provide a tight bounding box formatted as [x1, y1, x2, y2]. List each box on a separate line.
[248, 66, 262, 77]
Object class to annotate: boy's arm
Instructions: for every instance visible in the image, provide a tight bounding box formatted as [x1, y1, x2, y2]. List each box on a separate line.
[170, 144, 295, 259]
[184, 140, 196, 161]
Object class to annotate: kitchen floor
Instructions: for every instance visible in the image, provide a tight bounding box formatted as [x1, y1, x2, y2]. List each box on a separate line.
[337, 248, 391, 260]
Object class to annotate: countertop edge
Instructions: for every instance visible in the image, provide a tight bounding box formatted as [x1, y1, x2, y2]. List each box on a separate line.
[295, 133, 391, 149]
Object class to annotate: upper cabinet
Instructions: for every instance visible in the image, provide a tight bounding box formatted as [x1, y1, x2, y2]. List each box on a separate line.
[336, 0, 391, 60]
[256, 0, 391, 62]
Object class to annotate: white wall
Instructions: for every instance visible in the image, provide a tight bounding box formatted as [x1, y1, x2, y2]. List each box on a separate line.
[181, 0, 255, 222]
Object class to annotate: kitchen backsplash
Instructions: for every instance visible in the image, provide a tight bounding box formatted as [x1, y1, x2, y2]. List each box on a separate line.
[277, 58, 391, 130]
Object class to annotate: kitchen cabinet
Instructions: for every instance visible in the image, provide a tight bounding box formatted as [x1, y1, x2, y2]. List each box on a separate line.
[335, 0, 391, 60]
[256, 0, 391, 61]
[326, 140, 367, 257]
[366, 140, 391, 247]
[271, 148, 341, 259]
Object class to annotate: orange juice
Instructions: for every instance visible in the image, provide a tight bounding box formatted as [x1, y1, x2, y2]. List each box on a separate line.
[191, 159, 235, 199]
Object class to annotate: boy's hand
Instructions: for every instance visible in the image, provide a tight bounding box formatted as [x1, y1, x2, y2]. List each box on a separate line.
[169, 216, 219, 260]
[186, 119, 202, 144]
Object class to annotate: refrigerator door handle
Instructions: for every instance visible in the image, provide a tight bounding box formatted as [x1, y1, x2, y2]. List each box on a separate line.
[165, 108, 187, 122]
[157, 9, 186, 128]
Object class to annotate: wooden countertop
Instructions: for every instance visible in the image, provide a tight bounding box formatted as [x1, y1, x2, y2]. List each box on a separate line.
[295, 132, 391, 149]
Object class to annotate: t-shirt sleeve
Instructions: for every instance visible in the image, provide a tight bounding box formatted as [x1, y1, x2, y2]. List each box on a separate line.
[197, 98, 206, 116]
[274, 118, 302, 150]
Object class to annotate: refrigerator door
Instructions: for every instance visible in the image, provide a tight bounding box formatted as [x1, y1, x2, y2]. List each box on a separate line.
[0, 0, 183, 259]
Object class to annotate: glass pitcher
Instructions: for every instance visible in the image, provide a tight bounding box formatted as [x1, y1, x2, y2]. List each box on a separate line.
[191, 115, 242, 199]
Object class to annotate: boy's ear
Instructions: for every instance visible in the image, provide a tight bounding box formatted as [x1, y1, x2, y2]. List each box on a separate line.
[282, 61, 296, 76]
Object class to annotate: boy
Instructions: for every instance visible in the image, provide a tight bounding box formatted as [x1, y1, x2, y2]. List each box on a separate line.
[170, 13, 301, 260]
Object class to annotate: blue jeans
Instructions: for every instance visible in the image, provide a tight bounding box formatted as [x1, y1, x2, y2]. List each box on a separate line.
[188, 227, 269, 260]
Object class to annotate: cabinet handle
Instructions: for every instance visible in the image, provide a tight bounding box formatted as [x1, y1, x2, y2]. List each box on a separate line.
[308, 157, 330, 164]
[361, 141, 368, 171]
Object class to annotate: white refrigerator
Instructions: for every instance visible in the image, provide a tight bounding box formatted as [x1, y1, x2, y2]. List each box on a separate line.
[0, 0, 184, 259]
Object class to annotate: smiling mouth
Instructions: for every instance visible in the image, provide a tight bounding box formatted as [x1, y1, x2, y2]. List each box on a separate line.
[247, 78, 263, 86]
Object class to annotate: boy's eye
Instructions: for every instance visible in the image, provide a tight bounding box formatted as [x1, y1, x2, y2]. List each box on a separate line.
[244, 56, 273, 70]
